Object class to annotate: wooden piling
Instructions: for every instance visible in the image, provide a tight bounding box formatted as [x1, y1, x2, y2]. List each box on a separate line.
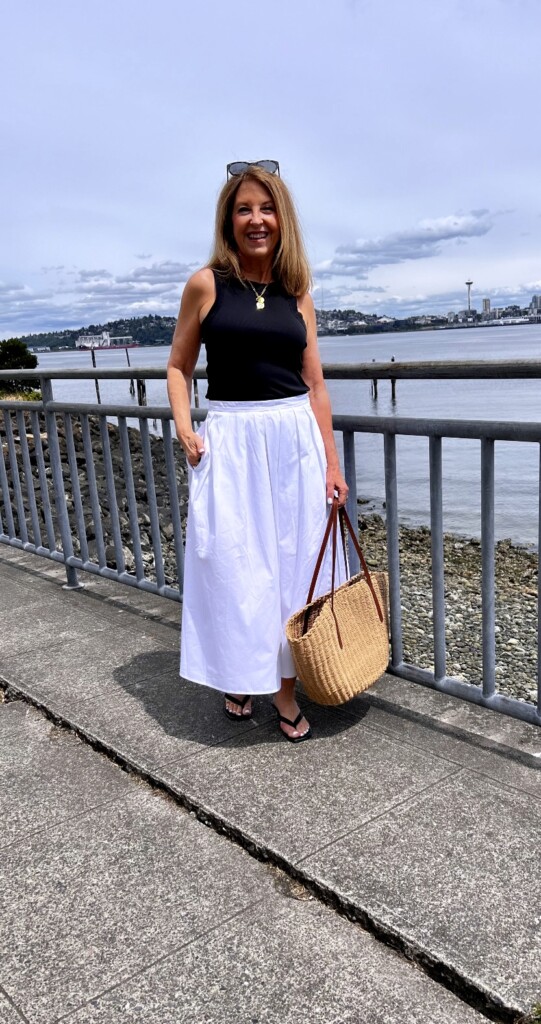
[126, 349, 135, 397]
[90, 349, 101, 404]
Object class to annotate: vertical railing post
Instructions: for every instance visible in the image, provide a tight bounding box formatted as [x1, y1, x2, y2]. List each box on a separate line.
[537, 445, 541, 717]
[481, 438, 496, 697]
[41, 378, 83, 590]
[384, 432, 403, 667]
[342, 430, 360, 573]
[429, 436, 446, 681]
[0, 409, 16, 538]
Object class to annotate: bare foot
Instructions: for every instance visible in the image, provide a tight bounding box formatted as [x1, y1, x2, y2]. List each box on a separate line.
[224, 693, 252, 718]
[272, 695, 310, 740]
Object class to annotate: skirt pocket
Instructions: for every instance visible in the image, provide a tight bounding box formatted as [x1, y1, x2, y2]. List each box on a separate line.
[187, 420, 212, 556]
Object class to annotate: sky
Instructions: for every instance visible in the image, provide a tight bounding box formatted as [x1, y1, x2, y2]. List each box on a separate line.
[2, 0, 541, 339]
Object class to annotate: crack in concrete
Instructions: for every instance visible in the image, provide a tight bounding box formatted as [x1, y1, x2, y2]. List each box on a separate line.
[0, 676, 526, 1024]
[0, 983, 32, 1024]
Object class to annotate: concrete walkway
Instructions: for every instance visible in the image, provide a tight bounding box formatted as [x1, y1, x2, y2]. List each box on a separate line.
[1, 546, 540, 1023]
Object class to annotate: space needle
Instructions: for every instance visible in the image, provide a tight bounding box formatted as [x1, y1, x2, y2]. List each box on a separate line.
[465, 279, 473, 313]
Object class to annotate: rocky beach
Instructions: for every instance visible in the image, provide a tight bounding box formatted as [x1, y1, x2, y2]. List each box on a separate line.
[359, 513, 538, 705]
[1, 411, 538, 705]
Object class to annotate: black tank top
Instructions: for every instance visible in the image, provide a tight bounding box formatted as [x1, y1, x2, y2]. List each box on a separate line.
[202, 271, 309, 401]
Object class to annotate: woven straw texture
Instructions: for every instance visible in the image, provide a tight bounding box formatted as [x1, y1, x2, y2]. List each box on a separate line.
[286, 571, 389, 706]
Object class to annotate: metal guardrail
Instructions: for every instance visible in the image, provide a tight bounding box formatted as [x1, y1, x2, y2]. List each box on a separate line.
[1, 362, 541, 728]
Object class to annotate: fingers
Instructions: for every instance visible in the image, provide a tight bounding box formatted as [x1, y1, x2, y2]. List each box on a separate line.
[335, 486, 348, 507]
[182, 432, 205, 468]
[327, 480, 349, 507]
[188, 446, 205, 468]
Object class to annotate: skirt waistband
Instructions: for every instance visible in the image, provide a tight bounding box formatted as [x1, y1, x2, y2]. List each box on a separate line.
[207, 394, 310, 414]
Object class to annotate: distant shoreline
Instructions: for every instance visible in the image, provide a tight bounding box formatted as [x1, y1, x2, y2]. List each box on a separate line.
[317, 318, 540, 338]
[18, 312, 541, 351]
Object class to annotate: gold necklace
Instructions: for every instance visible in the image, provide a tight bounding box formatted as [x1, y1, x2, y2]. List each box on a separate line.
[246, 279, 269, 311]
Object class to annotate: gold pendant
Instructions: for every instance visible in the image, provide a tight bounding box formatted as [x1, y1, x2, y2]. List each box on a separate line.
[256, 295, 265, 310]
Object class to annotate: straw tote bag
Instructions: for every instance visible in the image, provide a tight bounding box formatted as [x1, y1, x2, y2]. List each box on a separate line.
[286, 498, 389, 706]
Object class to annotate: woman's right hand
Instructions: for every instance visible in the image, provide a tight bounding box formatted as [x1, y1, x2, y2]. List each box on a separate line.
[180, 431, 205, 468]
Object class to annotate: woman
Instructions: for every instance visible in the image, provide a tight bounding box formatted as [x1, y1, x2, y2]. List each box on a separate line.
[167, 160, 348, 742]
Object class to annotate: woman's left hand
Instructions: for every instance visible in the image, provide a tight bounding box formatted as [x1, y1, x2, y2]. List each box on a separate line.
[326, 466, 349, 507]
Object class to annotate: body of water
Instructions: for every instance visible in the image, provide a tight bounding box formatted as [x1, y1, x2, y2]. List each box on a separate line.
[37, 323, 541, 547]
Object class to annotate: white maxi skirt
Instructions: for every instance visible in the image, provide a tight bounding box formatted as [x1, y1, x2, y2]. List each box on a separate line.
[180, 394, 346, 695]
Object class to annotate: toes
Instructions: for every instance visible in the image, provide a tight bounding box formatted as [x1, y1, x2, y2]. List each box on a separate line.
[225, 698, 252, 717]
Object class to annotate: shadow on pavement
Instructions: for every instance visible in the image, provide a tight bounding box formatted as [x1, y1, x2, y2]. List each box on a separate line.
[111, 648, 365, 750]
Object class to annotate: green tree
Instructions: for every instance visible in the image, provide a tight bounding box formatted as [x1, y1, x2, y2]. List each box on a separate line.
[0, 338, 39, 395]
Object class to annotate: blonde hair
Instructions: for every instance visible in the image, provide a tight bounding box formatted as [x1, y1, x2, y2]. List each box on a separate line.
[207, 165, 312, 297]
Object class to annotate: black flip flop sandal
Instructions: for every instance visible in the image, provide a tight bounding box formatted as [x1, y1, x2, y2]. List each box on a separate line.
[224, 693, 253, 721]
[272, 705, 312, 743]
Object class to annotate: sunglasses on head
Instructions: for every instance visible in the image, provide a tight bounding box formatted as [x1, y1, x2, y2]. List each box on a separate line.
[226, 160, 280, 179]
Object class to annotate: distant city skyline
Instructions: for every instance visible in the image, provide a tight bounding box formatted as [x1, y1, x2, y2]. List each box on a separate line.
[2, 0, 541, 339]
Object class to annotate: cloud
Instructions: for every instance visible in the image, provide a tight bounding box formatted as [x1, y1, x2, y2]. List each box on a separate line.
[359, 281, 536, 317]
[134, 252, 152, 260]
[77, 269, 114, 281]
[316, 211, 494, 280]
[0, 282, 29, 297]
[0, 260, 195, 337]
[311, 276, 539, 318]
[116, 260, 194, 284]
[313, 283, 387, 296]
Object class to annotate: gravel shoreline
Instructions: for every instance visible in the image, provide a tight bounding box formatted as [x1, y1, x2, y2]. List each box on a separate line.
[359, 511, 538, 704]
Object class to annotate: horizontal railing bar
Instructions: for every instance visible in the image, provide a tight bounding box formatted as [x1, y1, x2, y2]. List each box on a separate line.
[46, 402, 176, 419]
[392, 662, 541, 728]
[44, 401, 208, 422]
[0, 368, 168, 381]
[5, 358, 541, 382]
[322, 359, 541, 380]
[62, 555, 180, 599]
[0, 537, 51, 557]
[5, 398, 541, 441]
[333, 414, 541, 442]
[0, 536, 64, 561]
[0, 400, 43, 411]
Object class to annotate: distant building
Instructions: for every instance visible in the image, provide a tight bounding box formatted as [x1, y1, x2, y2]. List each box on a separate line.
[530, 295, 541, 311]
[76, 331, 135, 350]
[482, 298, 491, 314]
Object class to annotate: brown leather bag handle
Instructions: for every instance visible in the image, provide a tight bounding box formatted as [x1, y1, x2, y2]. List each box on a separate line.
[338, 503, 384, 623]
[306, 497, 338, 606]
[303, 498, 384, 640]
[303, 498, 343, 644]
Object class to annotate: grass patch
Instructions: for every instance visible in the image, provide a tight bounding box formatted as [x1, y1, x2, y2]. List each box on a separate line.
[0, 388, 41, 401]
[520, 1004, 541, 1024]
